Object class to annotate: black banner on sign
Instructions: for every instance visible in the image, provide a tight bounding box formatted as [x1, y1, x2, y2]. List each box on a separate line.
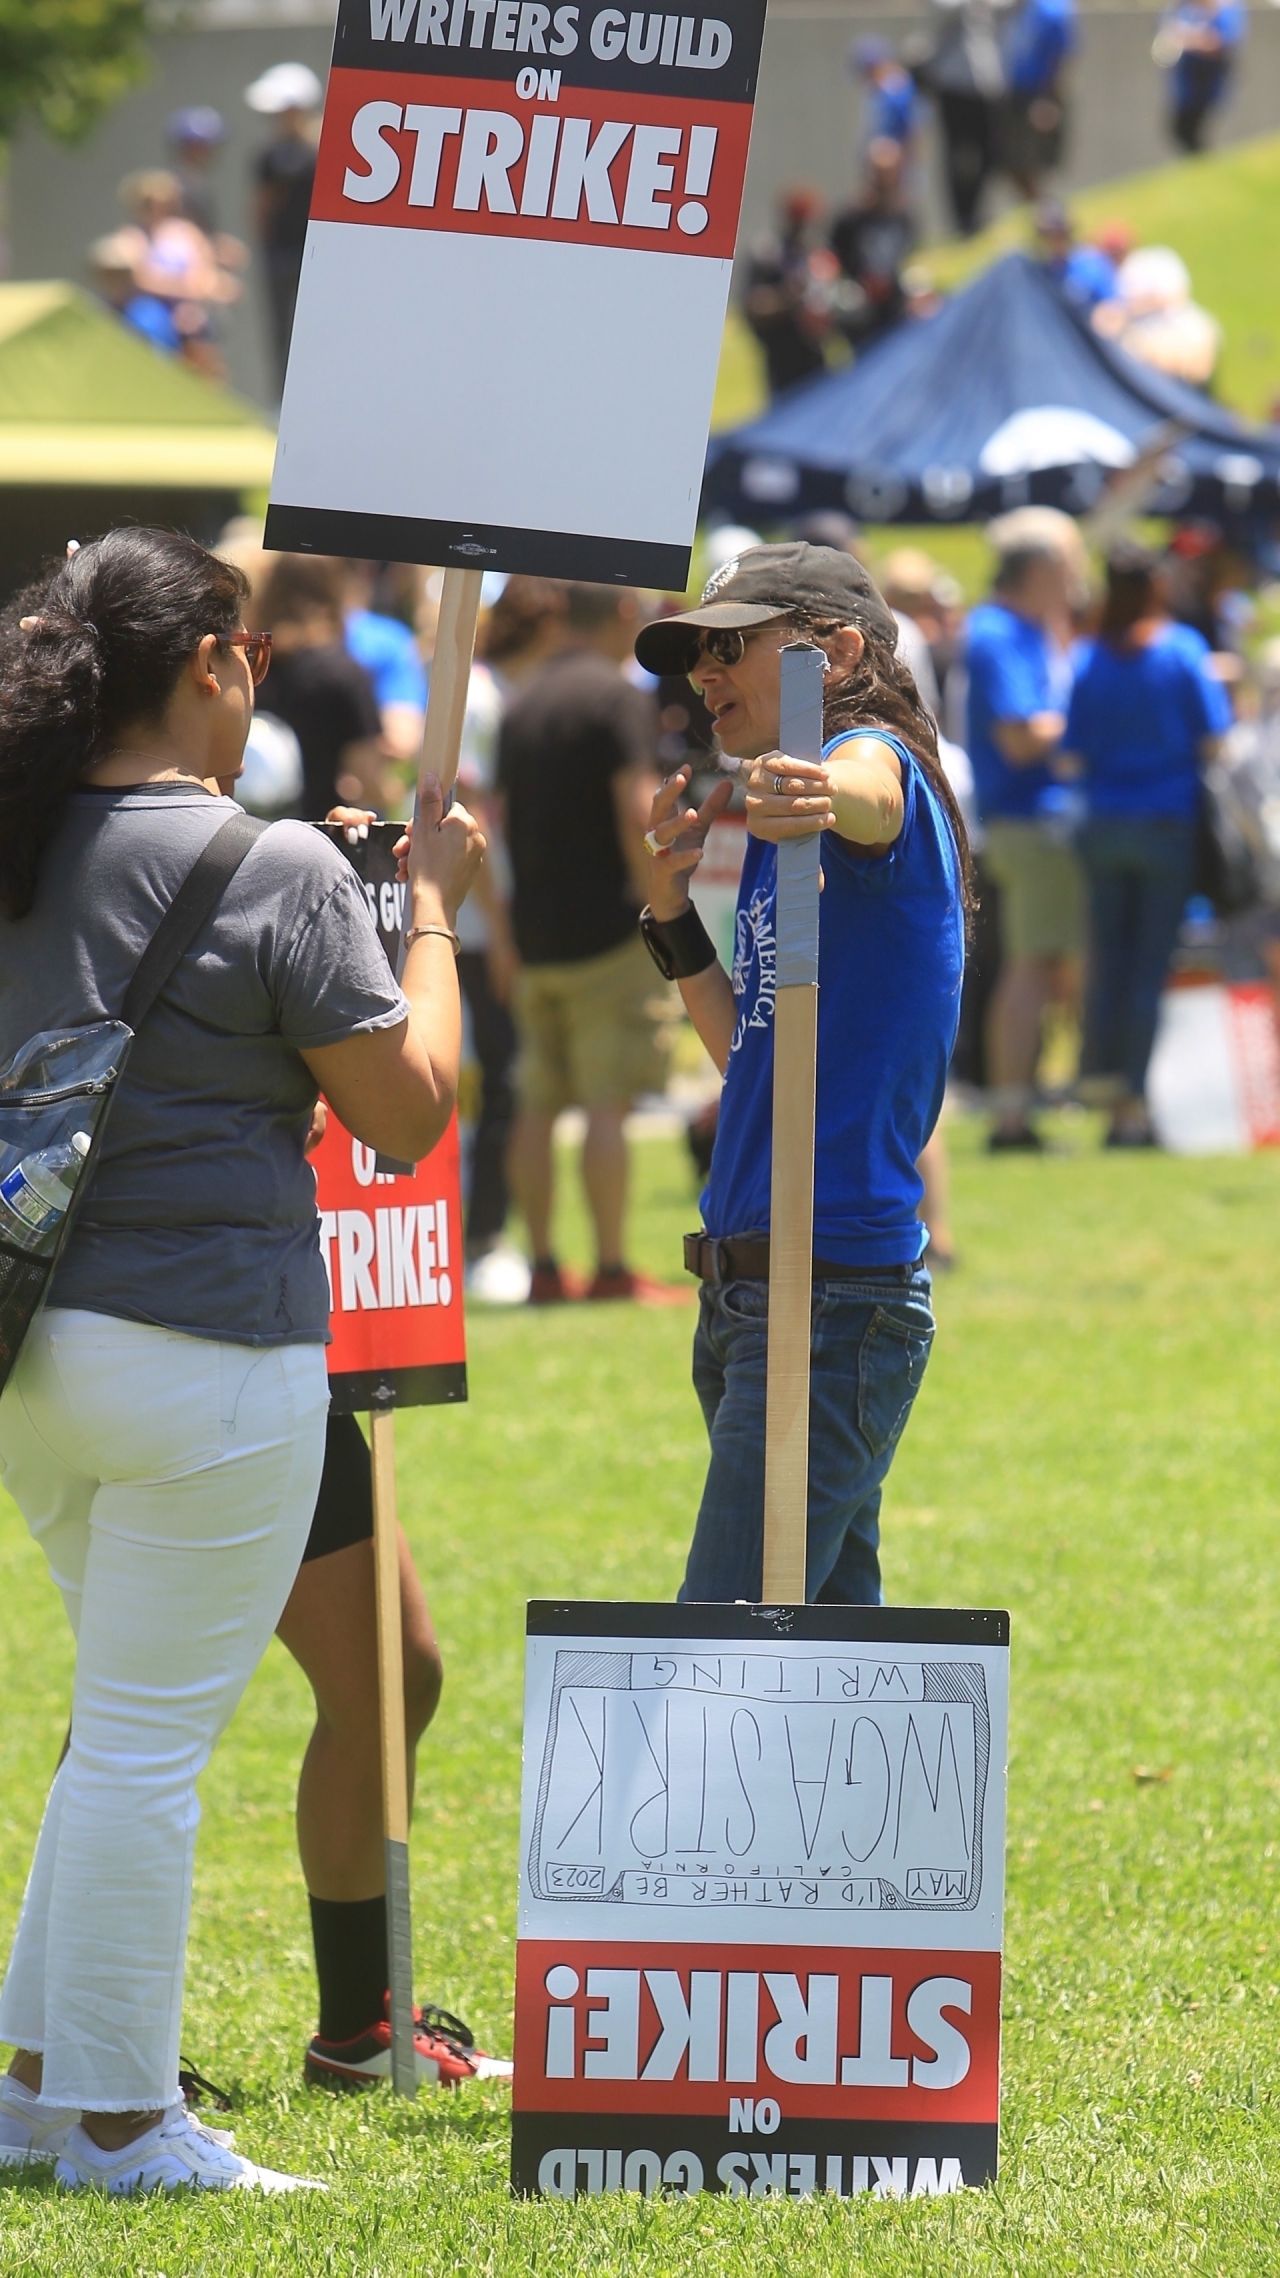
[512, 2112, 1000, 2198]
[335, 0, 767, 101]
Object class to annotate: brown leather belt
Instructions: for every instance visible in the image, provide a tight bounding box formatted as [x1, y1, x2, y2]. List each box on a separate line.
[682, 1232, 916, 1284]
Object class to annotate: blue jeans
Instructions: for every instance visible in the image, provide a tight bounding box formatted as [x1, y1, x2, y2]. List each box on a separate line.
[679, 1263, 934, 1606]
[1079, 815, 1197, 1097]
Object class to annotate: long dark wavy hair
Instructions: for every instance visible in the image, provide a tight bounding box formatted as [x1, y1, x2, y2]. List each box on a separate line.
[0, 527, 248, 920]
[787, 604, 977, 927]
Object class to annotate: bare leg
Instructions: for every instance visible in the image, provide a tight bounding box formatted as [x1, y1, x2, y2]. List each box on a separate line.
[581, 1103, 630, 1270]
[986, 956, 1055, 1134]
[276, 1527, 442, 1901]
[6, 2048, 161, 2148]
[508, 1106, 557, 1263]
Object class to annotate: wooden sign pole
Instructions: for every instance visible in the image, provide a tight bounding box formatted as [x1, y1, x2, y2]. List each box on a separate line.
[761, 644, 826, 1605]
[374, 563, 484, 2094]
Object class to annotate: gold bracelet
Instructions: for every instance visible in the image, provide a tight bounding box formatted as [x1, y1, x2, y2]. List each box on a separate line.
[404, 923, 460, 954]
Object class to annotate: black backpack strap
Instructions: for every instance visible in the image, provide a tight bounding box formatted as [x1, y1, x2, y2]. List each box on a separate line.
[121, 809, 267, 1032]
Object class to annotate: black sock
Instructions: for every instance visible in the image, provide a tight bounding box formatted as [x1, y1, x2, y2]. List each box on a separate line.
[309, 1895, 389, 2044]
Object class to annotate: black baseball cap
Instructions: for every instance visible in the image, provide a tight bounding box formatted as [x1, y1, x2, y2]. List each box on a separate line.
[634, 542, 897, 676]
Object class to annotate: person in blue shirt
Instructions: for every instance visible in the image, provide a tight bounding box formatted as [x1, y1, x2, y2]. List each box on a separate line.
[633, 544, 972, 1606]
[1157, 0, 1245, 154]
[341, 563, 428, 769]
[966, 509, 1084, 1149]
[1064, 541, 1231, 1145]
[849, 38, 920, 159]
[88, 232, 183, 355]
[1033, 200, 1119, 312]
[1001, 0, 1076, 196]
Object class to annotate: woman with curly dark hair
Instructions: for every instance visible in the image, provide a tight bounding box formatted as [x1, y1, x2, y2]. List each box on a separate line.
[634, 542, 969, 1606]
[0, 527, 483, 2193]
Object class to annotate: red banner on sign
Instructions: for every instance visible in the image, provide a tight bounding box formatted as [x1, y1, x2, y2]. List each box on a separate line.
[311, 1098, 467, 1413]
[307, 821, 467, 1413]
[311, 68, 752, 257]
[514, 1940, 1001, 2125]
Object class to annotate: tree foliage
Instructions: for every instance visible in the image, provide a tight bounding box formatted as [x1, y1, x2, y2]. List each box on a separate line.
[0, 1, 153, 145]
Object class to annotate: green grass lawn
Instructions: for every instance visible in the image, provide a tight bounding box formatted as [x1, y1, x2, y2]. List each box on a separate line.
[1, 1116, 1277, 2272]
[706, 133, 1280, 605]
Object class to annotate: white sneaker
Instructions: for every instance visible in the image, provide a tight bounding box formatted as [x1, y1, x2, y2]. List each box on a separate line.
[0, 2076, 76, 2167]
[55, 2104, 325, 2195]
[465, 1245, 532, 1305]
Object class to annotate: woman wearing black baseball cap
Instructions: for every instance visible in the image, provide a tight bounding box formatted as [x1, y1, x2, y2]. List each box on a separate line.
[636, 542, 974, 1605]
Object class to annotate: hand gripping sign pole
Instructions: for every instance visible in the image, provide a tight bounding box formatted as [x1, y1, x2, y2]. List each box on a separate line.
[761, 644, 827, 1604]
[371, 564, 483, 2095]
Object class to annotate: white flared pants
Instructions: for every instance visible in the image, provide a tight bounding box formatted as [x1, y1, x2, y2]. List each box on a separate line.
[0, 1309, 328, 2111]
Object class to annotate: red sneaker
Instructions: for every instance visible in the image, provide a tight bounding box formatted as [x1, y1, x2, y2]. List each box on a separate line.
[527, 1261, 580, 1305]
[304, 2000, 512, 2091]
[584, 1266, 691, 1306]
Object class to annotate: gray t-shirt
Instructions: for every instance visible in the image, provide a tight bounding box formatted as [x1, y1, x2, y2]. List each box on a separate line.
[0, 784, 409, 1345]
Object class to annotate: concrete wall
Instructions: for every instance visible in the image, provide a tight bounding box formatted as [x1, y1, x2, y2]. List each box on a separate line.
[8, 3, 1279, 410]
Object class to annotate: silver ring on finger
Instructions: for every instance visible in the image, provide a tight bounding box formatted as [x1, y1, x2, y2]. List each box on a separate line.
[772, 773, 788, 795]
[643, 828, 664, 856]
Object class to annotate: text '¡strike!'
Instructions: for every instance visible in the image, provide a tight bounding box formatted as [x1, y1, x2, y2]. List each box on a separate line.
[319, 1202, 452, 1313]
[343, 97, 719, 233]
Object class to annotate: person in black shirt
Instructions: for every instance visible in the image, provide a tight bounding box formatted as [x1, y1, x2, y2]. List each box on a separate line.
[255, 554, 385, 818]
[741, 187, 831, 399]
[245, 62, 322, 395]
[829, 140, 918, 352]
[497, 586, 682, 1305]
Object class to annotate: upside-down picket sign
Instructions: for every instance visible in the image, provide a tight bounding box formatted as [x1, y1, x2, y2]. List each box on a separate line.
[513, 1604, 1010, 2199]
[311, 820, 467, 1412]
[265, 0, 768, 585]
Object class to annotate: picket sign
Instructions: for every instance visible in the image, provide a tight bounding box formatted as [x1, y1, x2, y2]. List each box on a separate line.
[311, 812, 475, 2090]
[512, 1602, 1010, 2198]
[265, 0, 768, 586]
[267, 0, 769, 2104]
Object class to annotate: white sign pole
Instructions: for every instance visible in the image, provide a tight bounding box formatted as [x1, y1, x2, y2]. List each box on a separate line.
[761, 645, 826, 1604]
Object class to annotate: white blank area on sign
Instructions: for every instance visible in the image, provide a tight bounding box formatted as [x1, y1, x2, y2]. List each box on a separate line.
[270, 222, 731, 549]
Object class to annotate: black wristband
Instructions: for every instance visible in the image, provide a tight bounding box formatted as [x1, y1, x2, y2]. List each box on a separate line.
[639, 903, 717, 982]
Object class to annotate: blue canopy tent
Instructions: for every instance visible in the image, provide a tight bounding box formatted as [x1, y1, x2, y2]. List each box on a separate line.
[704, 254, 1280, 527]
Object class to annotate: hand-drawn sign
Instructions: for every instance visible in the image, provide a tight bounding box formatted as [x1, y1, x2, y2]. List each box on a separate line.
[313, 822, 467, 1411]
[526, 1648, 992, 1912]
[513, 1602, 1009, 2201]
[265, 0, 769, 587]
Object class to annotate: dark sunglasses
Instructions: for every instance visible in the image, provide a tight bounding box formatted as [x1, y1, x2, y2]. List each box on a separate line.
[222, 630, 273, 686]
[679, 623, 771, 675]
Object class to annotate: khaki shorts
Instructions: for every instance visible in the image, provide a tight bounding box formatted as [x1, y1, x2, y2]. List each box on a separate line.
[984, 819, 1084, 964]
[515, 933, 677, 1116]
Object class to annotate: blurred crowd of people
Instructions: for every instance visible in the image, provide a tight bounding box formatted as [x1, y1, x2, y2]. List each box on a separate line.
[743, 0, 1246, 401]
[87, 61, 322, 392]
[216, 537, 697, 1308]
[848, 505, 1278, 1160]
[213, 511, 1280, 1294]
[744, 179, 1227, 401]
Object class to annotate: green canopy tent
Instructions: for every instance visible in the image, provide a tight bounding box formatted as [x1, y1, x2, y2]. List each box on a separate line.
[0, 282, 276, 595]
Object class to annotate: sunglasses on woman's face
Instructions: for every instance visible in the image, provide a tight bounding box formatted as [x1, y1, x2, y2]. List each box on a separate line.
[684, 622, 781, 676]
[223, 630, 273, 686]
